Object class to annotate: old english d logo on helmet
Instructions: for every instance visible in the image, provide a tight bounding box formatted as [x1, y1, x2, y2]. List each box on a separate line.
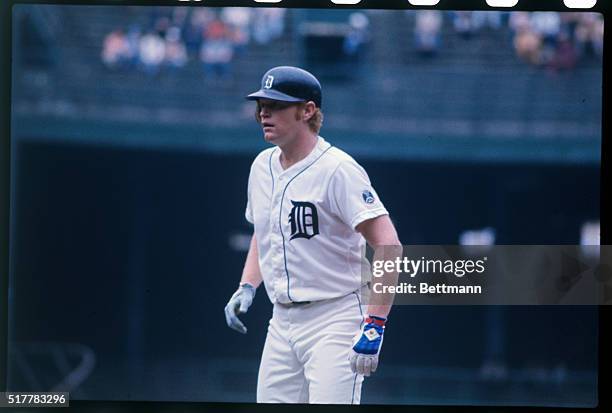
[246, 66, 323, 108]
[264, 75, 274, 89]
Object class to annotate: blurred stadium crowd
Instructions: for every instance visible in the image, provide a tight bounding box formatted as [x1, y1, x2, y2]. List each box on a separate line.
[508, 12, 602, 69]
[13, 5, 602, 147]
[102, 7, 285, 77]
[102, 8, 604, 76]
[415, 11, 603, 70]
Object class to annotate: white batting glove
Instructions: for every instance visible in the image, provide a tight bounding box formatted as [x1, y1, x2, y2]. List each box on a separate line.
[224, 283, 256, 334]
[349, 315, 386, 376]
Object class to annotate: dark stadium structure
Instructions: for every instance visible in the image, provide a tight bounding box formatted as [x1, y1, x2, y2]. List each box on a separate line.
[8, 5, 601, 406]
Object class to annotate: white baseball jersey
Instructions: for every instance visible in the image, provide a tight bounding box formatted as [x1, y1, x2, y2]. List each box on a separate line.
[245, 136, 388, 304]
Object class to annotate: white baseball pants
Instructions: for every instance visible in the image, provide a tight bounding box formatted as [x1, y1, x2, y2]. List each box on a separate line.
[256, 291, 365, 404]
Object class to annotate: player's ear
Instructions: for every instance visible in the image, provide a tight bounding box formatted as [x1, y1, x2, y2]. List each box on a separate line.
[302, 101, 316, 121]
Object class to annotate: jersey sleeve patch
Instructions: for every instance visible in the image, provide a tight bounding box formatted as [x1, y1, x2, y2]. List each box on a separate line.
[362, 190, 376, 205]
[329, 160, 388, 229]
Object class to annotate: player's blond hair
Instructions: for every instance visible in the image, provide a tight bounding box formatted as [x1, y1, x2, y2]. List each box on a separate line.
[255, 101, 324, 134]
[297, 103, 324, 134]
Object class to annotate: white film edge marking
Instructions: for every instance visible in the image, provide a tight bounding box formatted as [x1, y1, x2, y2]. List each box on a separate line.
[486, 0, 519, 7]
[408, 0, 441, 5]
[563, 0, 597, 8]
[253, 0, 595, 7]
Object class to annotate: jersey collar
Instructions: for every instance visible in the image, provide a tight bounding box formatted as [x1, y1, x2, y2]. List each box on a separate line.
[273, 136, 331, 178]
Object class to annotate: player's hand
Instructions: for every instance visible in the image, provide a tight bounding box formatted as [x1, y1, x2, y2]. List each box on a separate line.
[349, 315, 386, 376]
[224, 283, 256, 334]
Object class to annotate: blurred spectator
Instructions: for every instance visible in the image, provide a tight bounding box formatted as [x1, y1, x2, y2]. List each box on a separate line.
[221, 7, 251, 55]
[414, 10, 442, 57]
[514, 26, 542, 66]
[138, 31, 165, 75]
[183, 21, 204, 58]
[530, 12, 561, 41]
[172, 7, 190, 31]
[591, 16, 604, 58]
[471, 11, 502, 31]
[575, 13, 604, 59]
[200, 19, 234, 79]
[343, 12, 370, 59]
[148, 6, 173, 30]
[509, 11, 531, 35]
[102, 29, 130, 69]
[530, 12, 561, 65]
[184, 8, 214, 58]
[154, 16, 171, 39]
[452, 11, 476, 40]
[125, 25, 142, 68]
[510, 12, 541, 66]
[192, 8, 215, 28]
[252, 8, 286, 45]
[549, 31, 577, 71]
[559, 12, 582, 40]
[164, 27, 187, 71]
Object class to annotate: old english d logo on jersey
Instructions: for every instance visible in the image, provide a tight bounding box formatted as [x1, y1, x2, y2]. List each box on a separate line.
[289, 201, 319, 240]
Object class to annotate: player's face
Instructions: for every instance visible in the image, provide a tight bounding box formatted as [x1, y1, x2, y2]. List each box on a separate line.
[257, 99, 303, 145]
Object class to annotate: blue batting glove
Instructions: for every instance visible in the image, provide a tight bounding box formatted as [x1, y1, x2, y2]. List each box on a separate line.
[349, 315, 386, 376]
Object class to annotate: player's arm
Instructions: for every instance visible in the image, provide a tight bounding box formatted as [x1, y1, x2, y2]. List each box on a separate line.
[328, 160, 401, 316]
[351, 215, 401, 376]
[356, 214, 402, 319]
[240, 234, 263, 288]
[224, 234, 263, 334]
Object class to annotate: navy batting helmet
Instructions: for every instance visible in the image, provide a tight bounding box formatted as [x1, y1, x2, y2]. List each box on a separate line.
[246, 66, 322, 108]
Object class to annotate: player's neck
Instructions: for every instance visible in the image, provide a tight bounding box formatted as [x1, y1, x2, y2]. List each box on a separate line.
[279, 133, 318, 170]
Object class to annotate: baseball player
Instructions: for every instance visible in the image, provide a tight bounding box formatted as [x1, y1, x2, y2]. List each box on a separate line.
[224, 66, 401, 404]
